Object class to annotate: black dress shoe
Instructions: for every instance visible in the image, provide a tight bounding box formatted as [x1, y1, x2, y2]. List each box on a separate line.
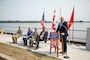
[60, 52, 66, 53]
[60, 52, 62, 53]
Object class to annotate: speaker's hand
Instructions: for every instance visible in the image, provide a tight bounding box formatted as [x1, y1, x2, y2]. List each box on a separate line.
[60, 33, 65, 36]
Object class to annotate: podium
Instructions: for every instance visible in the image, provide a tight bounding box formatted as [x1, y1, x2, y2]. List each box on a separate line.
[60, 35, 64, 55]
[50, 32, 64, 57]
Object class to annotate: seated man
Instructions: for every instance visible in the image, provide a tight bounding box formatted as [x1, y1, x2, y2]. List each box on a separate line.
[12, 26, 23, 44]
[35, 27, 48, 50]
[23, 27, 33, 46]
[29, 28, 39, 47]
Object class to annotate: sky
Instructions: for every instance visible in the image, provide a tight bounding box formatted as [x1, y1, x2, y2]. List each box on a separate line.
[0, 0, 90, 21]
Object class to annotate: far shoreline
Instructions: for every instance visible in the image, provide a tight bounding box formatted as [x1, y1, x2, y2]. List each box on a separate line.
[0, 20, 90, 23]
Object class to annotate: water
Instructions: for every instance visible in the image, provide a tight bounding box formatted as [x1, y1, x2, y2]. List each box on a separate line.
[0, 22, 90, 43]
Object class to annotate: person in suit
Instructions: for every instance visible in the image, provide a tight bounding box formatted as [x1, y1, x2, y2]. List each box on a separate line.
[56, 16, 68, 53]
[35, 27, 48, 50]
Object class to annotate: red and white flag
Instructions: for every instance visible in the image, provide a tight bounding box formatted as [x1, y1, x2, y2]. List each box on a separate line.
[41, 11, 45, 28]
[52, 9, 56, 31]
[68, 7, 74, 30]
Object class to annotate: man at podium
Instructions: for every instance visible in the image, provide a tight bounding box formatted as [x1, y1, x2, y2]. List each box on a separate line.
[56, 16, 68, 53]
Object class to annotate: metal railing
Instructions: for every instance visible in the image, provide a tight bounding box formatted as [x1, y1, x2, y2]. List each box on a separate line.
[68, 29, 87, 43]
[0, 26, 87, 43]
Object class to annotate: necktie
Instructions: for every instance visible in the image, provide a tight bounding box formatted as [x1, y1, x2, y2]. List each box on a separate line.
[60, 22, 62, 29]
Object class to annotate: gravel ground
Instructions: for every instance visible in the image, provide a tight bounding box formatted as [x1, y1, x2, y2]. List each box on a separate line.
[0, 43, 58, 60]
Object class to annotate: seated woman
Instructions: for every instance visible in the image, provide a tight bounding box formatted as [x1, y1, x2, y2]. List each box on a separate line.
[29, 27, 39, 47]
[12, 26, 23, 44]
[23, 27, 33, 46]
[35, 27, 48, 50]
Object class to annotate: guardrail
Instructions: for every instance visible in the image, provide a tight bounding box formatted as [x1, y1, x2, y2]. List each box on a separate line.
[68, 29, 86, 44]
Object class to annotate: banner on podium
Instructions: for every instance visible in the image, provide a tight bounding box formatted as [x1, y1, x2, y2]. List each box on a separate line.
[50, 32, 59, 47]
[50, 32, 59, 40]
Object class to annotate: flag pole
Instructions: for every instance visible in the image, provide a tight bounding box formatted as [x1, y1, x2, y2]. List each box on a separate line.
[72, 20, 74, 44]
[68, 6, 74, 45]
[68, 30, 71, 45]
[60, 6, 62, 18]
[41, 8, 45, 31]
[52, 8, 56, 32]
[58, 6, 62, 23]
[64, 5, 75, 59]
[72, 6, 74, 44]
[43, 8, 45, 29]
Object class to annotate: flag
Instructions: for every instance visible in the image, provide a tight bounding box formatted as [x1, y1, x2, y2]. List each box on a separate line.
[68, 7, 74, 30]
[41, 11, 45, 28]
[52, 9, 56, 31]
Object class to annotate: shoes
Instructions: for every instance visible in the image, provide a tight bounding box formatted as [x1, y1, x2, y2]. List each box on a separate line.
[12, 42, 15, 43]
[15, 42, 17, 44]
[34, 47, 39, 50]
[12, 42, 17, 44]
[60, 52, 62, 53]
[60, 51, 66, 54]
[44, 41, 47, 43]
[23, 44, 27, 46]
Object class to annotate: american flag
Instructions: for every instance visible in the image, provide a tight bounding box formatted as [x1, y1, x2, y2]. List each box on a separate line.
[41, 11, 45, 28]
[52, 9, 56, 31]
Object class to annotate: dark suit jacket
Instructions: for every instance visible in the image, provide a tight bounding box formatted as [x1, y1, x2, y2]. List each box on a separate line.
[56, 21, 68, 36]
[39, 31, 48, 40]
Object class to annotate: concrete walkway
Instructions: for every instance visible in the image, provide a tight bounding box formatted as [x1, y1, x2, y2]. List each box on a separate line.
[0, 34, 90, 60]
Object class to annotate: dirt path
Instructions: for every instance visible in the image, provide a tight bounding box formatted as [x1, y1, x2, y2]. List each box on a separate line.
[0, 43, 58, 60]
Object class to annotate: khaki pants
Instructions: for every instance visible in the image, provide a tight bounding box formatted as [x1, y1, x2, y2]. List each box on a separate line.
[29, 38, 36, 47]
[12, 34, 19, 44]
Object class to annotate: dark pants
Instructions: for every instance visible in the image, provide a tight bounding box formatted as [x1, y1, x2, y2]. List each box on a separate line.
[23, 36, 31, 45]
[23, 38, 27, 45]
[36, 36, 47, 48]
[63, 35, 67, 52]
